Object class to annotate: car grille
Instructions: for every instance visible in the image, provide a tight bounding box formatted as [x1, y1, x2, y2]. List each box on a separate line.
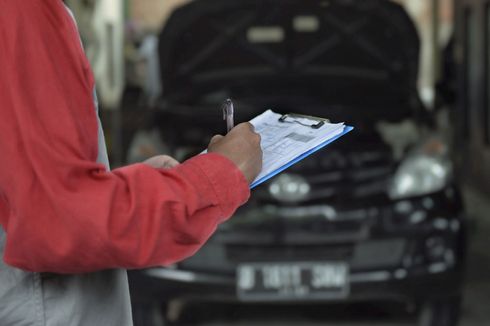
[179, 239, 406, 273]
[255, 145, 395, 207]
[226, 244, 354, 263]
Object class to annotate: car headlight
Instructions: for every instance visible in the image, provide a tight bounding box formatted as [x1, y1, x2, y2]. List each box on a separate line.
[389, 139, 452, 200]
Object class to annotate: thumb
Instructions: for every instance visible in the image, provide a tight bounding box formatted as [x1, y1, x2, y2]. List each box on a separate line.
[143, 155, 180, 169]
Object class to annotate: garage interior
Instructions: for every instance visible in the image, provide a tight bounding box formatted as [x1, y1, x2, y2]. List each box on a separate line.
[64, 0, 490, 325]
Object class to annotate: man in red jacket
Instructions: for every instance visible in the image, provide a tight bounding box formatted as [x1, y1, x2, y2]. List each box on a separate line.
[0, 1, 262, 325]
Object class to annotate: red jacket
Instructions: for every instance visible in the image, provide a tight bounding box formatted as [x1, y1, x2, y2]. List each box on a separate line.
[0, 0, 249, 274]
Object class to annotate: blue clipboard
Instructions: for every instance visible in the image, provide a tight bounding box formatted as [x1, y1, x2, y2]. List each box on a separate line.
[250, 125, 354, 189]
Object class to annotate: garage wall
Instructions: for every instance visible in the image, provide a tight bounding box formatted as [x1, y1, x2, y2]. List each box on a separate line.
[454, 0, 490, 193]
[130, 0, 191, 32]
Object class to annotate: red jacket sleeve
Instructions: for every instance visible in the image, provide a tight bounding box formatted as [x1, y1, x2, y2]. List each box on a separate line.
[0, 0, 250, 273]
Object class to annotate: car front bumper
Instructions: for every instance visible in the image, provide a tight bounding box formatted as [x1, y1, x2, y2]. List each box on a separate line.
[129, 187, 467, 305]
[129, 262, 463, 305]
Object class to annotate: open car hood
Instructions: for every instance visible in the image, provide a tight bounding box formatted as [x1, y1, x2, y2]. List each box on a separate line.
[158, 0, 422, 120]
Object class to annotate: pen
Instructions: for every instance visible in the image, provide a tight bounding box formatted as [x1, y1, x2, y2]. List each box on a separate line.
[222, 98, 234, 133]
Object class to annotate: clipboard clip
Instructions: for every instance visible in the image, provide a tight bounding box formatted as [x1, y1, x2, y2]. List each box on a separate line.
[278, 113, 329, 129]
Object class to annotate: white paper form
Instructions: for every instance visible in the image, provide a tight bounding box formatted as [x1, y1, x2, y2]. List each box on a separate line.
[250, 110, 345, 184]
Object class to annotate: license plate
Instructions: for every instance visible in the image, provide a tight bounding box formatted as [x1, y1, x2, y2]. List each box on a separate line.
[237, 262, 349, 301]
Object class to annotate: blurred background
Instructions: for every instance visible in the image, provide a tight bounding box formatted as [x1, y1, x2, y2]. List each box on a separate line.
[65, 0, 490, 325]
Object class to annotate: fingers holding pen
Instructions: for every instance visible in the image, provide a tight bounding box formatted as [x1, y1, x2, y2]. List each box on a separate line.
[209, 135, 224, 146]
[235, 123, 261, 146]
[208, 123, 263, 184]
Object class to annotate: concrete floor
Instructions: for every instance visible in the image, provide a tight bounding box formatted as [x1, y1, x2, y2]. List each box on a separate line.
[170, 187, 490, 326]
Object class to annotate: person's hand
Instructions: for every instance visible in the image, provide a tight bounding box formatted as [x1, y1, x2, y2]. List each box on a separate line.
[143, 155, 180, 169]
[207, 123, 262, 184]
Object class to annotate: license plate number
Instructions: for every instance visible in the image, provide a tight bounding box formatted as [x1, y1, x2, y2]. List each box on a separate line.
[237, 262, 349, 301]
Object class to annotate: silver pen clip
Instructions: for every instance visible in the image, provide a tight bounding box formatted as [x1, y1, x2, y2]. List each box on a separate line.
[222, 98, 235, 133]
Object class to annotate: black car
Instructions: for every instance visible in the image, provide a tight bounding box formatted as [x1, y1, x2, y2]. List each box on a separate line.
[129, 1, 467, 325]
